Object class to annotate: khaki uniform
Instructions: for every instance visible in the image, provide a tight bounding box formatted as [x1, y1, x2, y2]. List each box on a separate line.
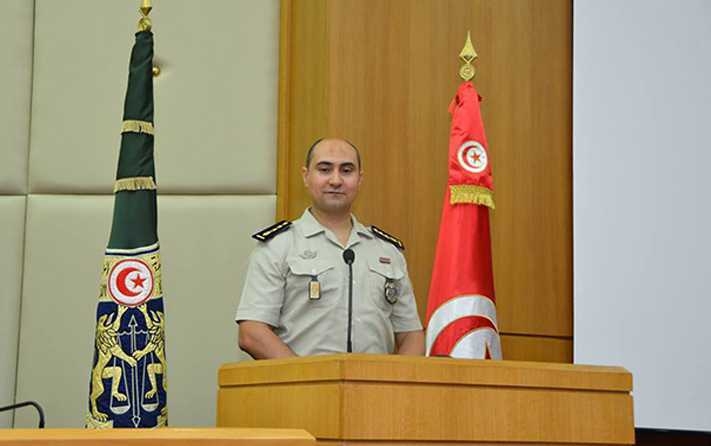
[236, 209, 422, 356]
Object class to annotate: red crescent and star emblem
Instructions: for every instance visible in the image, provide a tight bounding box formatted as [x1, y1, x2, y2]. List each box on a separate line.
[457, 140, 488, 174]
[108, 258, 154, 307]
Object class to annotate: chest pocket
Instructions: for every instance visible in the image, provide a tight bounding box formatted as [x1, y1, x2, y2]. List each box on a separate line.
[368, 260, 405, 311]
[286, 257, 335, 304]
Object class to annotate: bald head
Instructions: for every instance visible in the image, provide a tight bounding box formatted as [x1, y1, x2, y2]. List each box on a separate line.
[305, 138, 362, 171]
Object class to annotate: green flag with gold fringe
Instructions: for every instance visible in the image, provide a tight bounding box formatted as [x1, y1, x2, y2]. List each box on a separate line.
[86, 7, 167, 429]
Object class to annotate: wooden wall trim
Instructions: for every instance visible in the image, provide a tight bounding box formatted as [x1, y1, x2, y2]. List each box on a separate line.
[276, 0, 292, 221]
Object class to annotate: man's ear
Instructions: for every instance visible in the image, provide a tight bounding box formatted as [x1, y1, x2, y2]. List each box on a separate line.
[301, 166, 308, 186]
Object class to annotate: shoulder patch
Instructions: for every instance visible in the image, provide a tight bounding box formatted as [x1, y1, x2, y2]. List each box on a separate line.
[370, 225, 405, 250]
[252, 220, 292, 242]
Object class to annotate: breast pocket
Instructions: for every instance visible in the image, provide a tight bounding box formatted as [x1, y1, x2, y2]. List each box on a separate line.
[286, 257, 335, 305]
[367, 261, 405, 312]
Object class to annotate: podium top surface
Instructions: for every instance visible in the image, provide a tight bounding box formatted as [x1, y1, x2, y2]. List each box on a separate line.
[219, 354, 632, 392]
[0, 428, 315, 445]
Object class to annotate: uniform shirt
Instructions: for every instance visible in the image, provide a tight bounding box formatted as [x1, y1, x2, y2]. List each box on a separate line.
[235, 209, 423, 356]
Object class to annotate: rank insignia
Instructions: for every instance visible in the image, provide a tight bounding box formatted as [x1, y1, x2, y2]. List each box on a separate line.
[370, 225, 405, 250]
[252, 220, 292, 242]
[299, 249, 318, 260]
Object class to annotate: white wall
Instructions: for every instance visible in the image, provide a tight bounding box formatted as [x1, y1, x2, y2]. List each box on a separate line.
[574, 0, 711, 431]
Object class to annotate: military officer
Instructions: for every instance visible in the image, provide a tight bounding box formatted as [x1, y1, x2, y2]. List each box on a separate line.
[235, 138, 424, 358]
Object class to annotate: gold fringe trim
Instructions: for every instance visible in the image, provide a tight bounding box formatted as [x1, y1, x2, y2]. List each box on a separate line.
[121, 120, 155, 135]
[450, 185, 495, 209]
[113, 176, 157, 192]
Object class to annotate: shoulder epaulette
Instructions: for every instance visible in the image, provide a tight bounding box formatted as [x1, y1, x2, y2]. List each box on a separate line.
[252, 220, 292, 242]
[370, 225, 405, 250]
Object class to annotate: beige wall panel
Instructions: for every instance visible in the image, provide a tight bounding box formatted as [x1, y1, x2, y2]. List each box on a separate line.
[0, 197, 26, 427]
[0, 0, 33, 194]
[15, 194, 274, 427]
[29, 0, 278, 194]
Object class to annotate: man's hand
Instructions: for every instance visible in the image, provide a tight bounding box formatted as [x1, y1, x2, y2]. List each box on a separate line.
[394, 329, 425, 355]
[237, 320, 297, 359]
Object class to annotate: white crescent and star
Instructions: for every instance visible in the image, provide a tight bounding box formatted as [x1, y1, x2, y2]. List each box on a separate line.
[108, 259, 154, 306]
[457, 140, 488, 174]
[115, 266, 141, 297]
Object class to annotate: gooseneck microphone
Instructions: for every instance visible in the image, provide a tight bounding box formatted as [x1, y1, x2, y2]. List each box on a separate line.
[0, 400, 45, 428]
[342, 248, 355, 353]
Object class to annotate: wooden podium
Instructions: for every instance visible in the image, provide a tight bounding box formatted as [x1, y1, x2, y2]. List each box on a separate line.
[217, 354, 634, 446]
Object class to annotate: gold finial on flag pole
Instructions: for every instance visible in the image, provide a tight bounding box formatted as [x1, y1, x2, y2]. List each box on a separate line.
[138, 0, 152, 32]
[459, 31, 478, 81]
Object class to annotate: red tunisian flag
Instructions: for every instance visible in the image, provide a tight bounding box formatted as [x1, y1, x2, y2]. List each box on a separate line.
[425, 81, 502, 359]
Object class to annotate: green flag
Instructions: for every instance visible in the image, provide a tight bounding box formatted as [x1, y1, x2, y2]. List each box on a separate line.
[86, 28, 167, 429]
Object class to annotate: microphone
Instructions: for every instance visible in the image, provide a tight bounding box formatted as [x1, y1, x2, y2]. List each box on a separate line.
[0, 400, 46, 428]
[342, 249, 355, 265]
[342, 248, 355, 353]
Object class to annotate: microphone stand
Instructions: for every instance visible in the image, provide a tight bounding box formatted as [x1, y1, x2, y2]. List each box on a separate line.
[343, 248, 355, 353]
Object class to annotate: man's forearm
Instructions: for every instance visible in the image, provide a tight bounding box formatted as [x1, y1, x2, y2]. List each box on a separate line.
[238, 320, 297, 359]
[394, 329, 425, 355]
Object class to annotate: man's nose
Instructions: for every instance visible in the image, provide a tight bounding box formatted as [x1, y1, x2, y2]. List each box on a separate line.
[328, 172, 343, 186]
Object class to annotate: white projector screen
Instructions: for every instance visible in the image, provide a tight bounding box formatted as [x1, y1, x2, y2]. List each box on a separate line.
[573, 0, 711, 431]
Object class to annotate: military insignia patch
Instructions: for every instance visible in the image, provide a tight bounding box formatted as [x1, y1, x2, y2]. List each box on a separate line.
[252, 220, 292, 242]
[87, 244, 167, 429]
[384, 278, 401, 304]
[370, 225, 405, 250]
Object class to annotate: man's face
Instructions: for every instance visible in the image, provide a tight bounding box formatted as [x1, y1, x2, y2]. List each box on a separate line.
[302, 139, 362, 215]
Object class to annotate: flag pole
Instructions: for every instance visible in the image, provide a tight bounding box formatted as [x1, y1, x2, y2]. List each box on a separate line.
[459, 31, 477, 81]
[139, 0, 152, 32]
[138, 0, 161, 77]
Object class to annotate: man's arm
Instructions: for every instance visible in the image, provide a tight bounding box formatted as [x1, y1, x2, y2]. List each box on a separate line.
[394, 329, 425, 355]
[238, 320, 297, 359]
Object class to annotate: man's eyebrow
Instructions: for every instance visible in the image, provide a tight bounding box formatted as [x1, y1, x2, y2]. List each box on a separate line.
[315, 161, 357, 167]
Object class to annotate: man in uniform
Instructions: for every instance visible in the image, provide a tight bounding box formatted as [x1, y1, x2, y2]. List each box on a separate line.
[235, 138, 424, 358]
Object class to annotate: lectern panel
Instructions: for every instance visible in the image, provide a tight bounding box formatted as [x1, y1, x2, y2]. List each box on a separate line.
[218, 355, 634, 445]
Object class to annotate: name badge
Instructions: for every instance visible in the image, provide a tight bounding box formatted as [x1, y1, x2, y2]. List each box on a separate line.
[309, 276, 321, 300]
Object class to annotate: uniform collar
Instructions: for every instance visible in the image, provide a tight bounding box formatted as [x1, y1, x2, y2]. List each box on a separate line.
[300, 208, 373, 240]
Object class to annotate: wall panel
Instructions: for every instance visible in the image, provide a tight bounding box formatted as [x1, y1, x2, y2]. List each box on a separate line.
[11, 0, 281, 428]
[29, 0, 278, 195]
[15, 195, 274, 427]
[0, 0, 33, 194]
[278, 0, 573, 354]
[0, 197, 26, 427]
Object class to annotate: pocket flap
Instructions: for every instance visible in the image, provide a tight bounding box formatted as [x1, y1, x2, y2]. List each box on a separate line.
[368, 260, 404, 280]
[286, 257, 334, 276]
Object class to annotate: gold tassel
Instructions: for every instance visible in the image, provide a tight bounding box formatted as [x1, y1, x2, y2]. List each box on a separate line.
[113, 176, 157, 192]
[450, 185, 495, 209]
[121, 120, 155, 135]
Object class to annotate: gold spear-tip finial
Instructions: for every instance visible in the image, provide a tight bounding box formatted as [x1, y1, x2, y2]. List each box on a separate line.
[138, 0, 153, 32]
[459, 31, 478, 81]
